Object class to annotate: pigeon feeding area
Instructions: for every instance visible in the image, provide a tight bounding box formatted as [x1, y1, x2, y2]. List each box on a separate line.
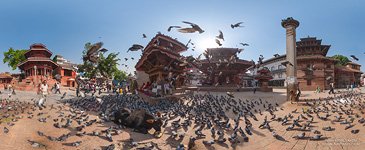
[0, 89, 364, 150]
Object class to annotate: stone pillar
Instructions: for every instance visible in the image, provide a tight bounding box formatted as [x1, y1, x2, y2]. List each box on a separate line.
[281, 17, 299, 101]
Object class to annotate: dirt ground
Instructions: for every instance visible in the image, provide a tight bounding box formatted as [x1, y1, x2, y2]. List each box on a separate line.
[0, 88, 364, 150]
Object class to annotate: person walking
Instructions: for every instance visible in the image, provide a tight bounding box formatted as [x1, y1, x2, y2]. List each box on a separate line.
[39, 80, 49, 108]
[55, 82, 61, 94]
[328, 82, 335, 94]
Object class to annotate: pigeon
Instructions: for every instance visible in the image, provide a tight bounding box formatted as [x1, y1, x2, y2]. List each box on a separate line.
[281, 61, 293, 67]
[105, 144, 115, 150]
[310, 134, 323, 140]
[345, 124, 354, 130]
[27, 140, 46, 148]
[70, 141, 82, 147]
[231, 22, 244, 28]
[245, 126, 252, 135]
[178, 21, 204, 33]
[351, 129, 359, 134]
[83, 42, 106, 63]
[168, 26, 181, 32]
[142, 34, 147, 38]
[239, 43, 249, 46]
[215, 39, 222, 46]
[273, 54, 280, 57]
[4, 127, 9, 134]
[106, 131, 113, 142]
[99, 48, 108, 53]
[350, 55, 359, 61]
[188, 136, 196, 150]
[37, 98, 46, 108]
[322, 126, 335, 131]
[226, 92, 234, 98]
[216, 30, 224, 41]
[37, 131, 45, 136]
[272, 131, 286, 141]
[61, 92, 66, 99]
[293, 132, 306, 139]
[176, 143, 185, 150]
[128, 44, 144, 52]
[202, 140, 215, 146]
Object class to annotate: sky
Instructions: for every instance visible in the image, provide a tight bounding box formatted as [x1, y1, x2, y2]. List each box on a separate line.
[0, 0, 365, 74]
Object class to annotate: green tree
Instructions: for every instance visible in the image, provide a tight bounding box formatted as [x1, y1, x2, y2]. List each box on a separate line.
[78, 61, 97, 78]
[331, 55, 350, 66]
[114, 69, 128, 82]
[3, 48, 27, 70]
[77, 42, 97, 78]
[97, 52, 121, 80]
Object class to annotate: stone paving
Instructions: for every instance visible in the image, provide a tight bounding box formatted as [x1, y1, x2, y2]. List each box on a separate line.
[0, 88, 364, 150]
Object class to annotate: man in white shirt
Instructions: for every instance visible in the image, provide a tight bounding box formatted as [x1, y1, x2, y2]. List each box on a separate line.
[38, 80, 49, 108]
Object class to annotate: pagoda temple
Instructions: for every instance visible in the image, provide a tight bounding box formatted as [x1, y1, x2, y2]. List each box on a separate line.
[18, 43, 59, 79]
[296, 37, 338, 90]
[199, 48, 254, 86]
[135, 34, 188, 87]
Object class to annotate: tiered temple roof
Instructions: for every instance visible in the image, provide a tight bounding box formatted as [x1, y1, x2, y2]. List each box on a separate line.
[296, 37, 331, 56]
[18, 43, 58, 71]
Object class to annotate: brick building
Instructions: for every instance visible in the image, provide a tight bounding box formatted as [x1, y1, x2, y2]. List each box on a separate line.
[0, 73, 13, 89]
[15, 43, 77, 91]
[249, 37, 362, 91]
[53, 55, 77, 87]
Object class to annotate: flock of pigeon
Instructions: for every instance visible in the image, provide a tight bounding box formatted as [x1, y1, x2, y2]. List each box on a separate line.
[0, 88, 364, 149]
[124, 21, 251, 70]
[125, 21, 361, 72]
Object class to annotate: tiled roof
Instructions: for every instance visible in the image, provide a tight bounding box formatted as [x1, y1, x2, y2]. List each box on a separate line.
[0, 73, 12, 79]
[336, 66, 363, 73]
[17, 57, 59, 68]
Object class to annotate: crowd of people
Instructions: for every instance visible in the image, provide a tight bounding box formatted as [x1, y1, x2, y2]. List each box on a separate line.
[140, 79, 175, 97]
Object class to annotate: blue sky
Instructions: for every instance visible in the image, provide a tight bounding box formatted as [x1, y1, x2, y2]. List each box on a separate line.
[0, 0, 364, 74]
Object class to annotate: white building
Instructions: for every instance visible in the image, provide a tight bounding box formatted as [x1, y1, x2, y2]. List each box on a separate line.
[248, 54, 287, 87]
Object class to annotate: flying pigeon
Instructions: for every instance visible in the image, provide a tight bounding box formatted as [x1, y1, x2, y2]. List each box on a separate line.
[281, 61, 293, 67]
[168, 26, 181, 32]
[215, 39, 222, 46]
[178, 21, 204, 33]
[128, 44, 144, 52]
[240, 43, 249, 46]
[83, 42, 106, 63]
[216, 30, 224, 41]
[350, 55, 359, 61]
[231, 22, 244, 28]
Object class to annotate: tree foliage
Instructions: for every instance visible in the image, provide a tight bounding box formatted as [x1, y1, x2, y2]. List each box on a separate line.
[114, 69, 128, 82]
[97, 52, 121, 79]
[3, 48, 27, 70]
[78, 42, 122, 80]
[78, 42, 98, 78]
[331, 55, 350, 66]
[78, 61, 98, 78]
